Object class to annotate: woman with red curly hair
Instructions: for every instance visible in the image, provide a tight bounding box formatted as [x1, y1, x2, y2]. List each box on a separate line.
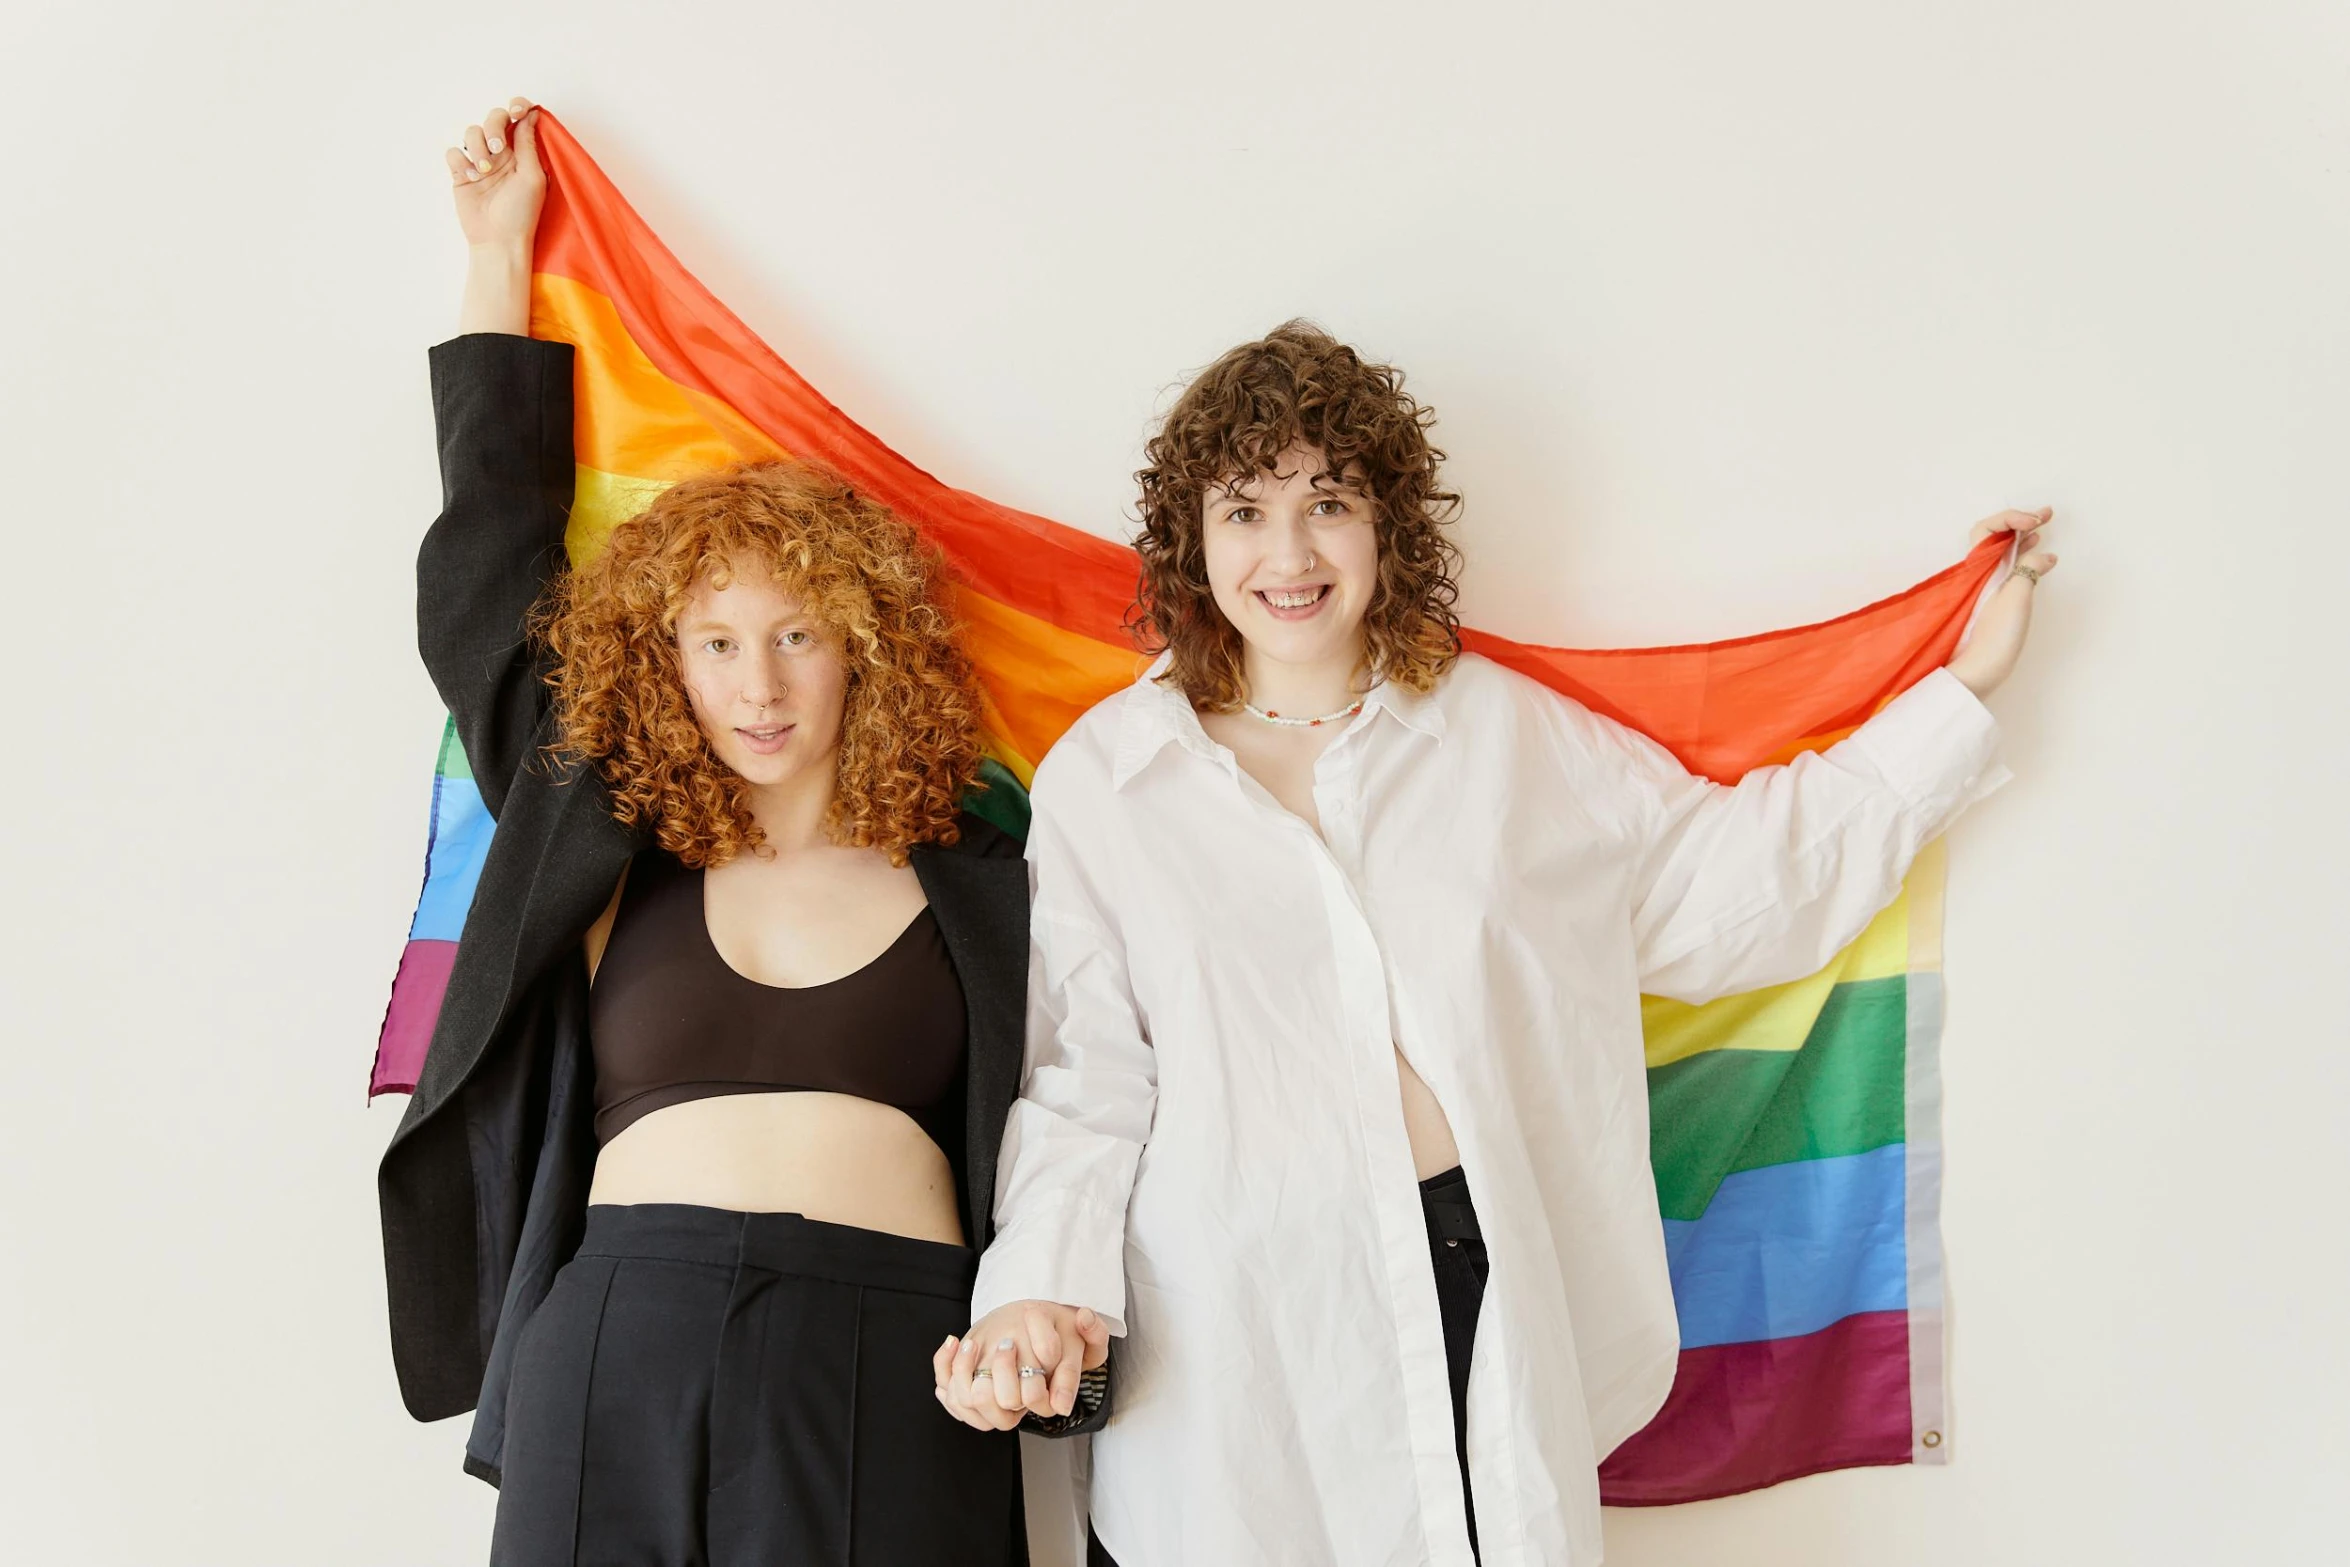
[943, 322, 2056, 1565]
[377, 100, 1098, 1567]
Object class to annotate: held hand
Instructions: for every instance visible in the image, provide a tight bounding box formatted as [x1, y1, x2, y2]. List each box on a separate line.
[446, 98, 546, 253]
[933, 1300, 1110, 1432]
[1946, 507, 2059, 701]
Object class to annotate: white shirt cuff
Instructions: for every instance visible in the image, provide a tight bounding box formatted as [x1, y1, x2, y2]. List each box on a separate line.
[1844, 666, 2008, 824]
[971, 1195, 1132, 1338]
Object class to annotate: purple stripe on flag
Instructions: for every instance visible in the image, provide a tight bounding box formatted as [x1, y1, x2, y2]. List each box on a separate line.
[370, 938, 457, 1098]
[1600, 1309, 1913, 1506]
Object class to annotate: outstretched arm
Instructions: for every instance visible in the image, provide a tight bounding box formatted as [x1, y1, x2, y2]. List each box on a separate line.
[1607, 510, 2055, 1004]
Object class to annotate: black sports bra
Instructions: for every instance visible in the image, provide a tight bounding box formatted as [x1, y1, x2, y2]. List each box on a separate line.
[587, 850, 967, 1150]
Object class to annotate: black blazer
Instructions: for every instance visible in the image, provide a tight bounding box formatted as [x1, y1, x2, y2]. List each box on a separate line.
[377, 335, 1037, 1483]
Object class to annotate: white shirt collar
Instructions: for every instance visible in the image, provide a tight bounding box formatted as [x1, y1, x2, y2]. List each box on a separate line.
[1359, 671, 1447, 742]
[1111, 653, 1447, 791]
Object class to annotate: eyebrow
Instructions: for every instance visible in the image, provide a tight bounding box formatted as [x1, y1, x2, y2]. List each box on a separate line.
[1208, 475, 1362, 506]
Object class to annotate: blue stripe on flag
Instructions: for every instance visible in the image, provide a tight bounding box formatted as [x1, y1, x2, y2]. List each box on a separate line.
[407, 774, 494, 943]
[1661, 1143, 1907, 1350]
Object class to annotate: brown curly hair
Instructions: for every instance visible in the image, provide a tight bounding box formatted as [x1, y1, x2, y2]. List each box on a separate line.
[1131, 320, 1464, 710]
[535, 460, 982, 867]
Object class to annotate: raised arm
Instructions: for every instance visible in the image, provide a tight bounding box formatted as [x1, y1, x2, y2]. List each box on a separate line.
[417, 99, 573, 816]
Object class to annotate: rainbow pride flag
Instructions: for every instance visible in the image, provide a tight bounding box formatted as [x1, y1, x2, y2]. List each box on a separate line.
[372, 111, 2009, 1505]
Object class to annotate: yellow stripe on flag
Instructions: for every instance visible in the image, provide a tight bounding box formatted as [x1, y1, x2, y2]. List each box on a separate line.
[1640, 889, 1911, 1068]
[566, 465, 675, 566]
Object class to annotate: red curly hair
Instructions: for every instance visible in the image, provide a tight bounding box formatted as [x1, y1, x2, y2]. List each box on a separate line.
[1131, 320, 1464, 710]
[535, 461, 982, 867]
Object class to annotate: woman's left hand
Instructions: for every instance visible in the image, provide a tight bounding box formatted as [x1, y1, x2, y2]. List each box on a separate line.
[1946, 507, 2059, 701]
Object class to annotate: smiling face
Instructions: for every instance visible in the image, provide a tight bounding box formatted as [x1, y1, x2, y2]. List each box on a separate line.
[674, 562, 849, 794]
[1200, 444, 1380, 684]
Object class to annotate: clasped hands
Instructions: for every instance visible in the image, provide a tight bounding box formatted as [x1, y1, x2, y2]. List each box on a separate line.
[933, 1299, 1110, 1431]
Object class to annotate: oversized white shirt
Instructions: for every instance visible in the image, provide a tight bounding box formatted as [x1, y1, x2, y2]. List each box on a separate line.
[973, 652, 2005, 1567]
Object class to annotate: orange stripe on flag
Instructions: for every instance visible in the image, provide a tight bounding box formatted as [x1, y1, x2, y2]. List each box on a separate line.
[952, 588, 1151, 773]
[530, 114, 1139, 642]
[531, 274, 745, 479]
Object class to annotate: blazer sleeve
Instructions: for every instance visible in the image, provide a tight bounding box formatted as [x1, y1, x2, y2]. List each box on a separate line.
[417, 334, 578, 820]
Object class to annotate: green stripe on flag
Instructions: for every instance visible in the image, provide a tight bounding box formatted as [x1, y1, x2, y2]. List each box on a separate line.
[962, 756, 1031, 841]
[434, 715, 473, 782]
[1648, 974, 1908, 1221]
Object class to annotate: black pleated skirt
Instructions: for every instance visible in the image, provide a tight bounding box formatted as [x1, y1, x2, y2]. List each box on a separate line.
[490, 1204, 1019, 1567]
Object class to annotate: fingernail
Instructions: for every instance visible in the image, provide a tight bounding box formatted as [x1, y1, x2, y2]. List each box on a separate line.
[465, 168, 480, 182]
[997, 1338, 1015, 1352]
[488, 137, 505, 154]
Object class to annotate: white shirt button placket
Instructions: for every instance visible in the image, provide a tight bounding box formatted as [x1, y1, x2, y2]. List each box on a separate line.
[1311, 724, 1480, 1562]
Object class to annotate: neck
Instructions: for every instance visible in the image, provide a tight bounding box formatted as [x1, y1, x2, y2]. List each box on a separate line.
[1238, 642, 1367, 719]
[742, 755, 841, 855]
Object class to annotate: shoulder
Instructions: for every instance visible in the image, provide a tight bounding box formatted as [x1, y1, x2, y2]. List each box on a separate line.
[1440, 649, 1537, 707]
[1029, 674, 1154, 804]
[1439, 652, 1673, 796]
[945, 809, 1027, 861]
[1435, 650, 1586, 735]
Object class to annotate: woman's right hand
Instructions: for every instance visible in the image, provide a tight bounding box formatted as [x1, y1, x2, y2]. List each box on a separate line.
[446, 97, 544, 336]
[933, 1299, 1111, 1430]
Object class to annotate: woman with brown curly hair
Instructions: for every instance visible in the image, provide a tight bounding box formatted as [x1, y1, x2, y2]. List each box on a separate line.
[378, 99, 1097, 1567]
[941, 321, 2055, 1564]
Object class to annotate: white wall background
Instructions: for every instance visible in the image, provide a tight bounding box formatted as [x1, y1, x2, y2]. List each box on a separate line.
[3, 2, 2343, 1562]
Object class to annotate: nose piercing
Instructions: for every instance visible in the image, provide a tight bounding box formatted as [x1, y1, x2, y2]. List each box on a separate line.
[1304, 551, 1317, 570]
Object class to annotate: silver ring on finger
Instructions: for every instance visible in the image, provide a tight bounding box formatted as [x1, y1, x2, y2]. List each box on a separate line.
[1019, 1365, 1044, 1379]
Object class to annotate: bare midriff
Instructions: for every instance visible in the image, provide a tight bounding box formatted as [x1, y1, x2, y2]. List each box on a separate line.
[587, 1090, 965, 1246]
[1397, 1050, 1464, 1180]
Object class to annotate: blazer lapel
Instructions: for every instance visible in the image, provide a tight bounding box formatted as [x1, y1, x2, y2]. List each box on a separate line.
[912, 842, 1029, 1243]
[399, 770, 638, 1141]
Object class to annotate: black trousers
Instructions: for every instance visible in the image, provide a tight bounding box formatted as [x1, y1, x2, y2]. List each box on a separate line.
[490, 1204, 1019, 1567]
[1089, 1166, 1489, 1566]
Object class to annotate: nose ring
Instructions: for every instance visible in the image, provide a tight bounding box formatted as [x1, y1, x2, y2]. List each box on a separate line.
[1304, 551, 1317, 570]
